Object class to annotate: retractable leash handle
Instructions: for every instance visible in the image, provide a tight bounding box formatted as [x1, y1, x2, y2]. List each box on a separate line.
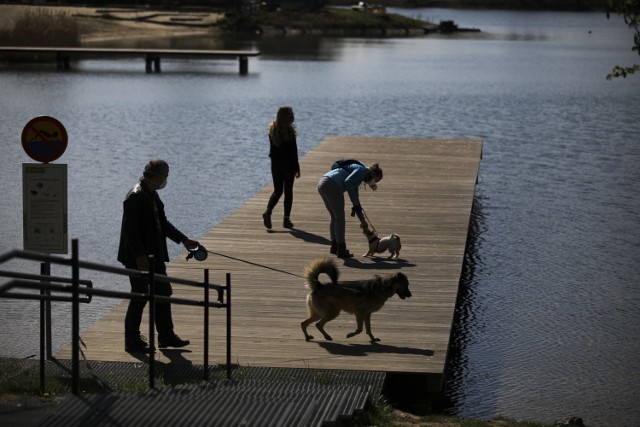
[186, 245, 208, 261]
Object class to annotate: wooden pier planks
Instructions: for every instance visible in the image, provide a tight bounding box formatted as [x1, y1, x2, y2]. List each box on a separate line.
[55, 136, 482, 388]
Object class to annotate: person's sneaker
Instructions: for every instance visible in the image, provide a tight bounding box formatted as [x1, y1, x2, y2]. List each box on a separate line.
[125, 335, 154, 353]
[262, 211, 272, 230]
[283, 218, 294, 229]
[158, 334, 190, 349]
[336, 243, 354, 258]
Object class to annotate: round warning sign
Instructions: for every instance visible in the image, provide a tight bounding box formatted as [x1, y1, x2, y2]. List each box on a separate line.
[21, 116, 68, 163]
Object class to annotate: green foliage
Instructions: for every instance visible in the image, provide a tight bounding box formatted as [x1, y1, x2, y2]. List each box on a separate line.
[0, 8, 80, 47]
[0, 359, 108, 398]
[607, 0, 640, 78]
[406, 414, 553, 426]
[352, 395, 394, 426]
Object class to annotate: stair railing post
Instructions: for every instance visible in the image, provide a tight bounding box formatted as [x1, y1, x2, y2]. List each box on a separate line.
[204, 268, 209, 382]
[39, 261, 50, 395]
[148, 255, 156, 390]
[226, 272, 231, 380]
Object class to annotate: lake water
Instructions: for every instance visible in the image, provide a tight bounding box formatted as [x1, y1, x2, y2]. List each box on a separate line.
[1, 8, 639, 426]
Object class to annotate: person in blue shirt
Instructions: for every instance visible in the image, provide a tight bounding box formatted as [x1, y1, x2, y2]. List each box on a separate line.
[317, 160, 383, 258]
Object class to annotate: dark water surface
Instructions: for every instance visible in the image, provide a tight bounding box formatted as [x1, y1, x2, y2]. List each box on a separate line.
[1, 8, 639, 426]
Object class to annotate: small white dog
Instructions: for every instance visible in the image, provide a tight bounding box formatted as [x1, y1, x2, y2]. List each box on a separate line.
[363, 228, 401, 259]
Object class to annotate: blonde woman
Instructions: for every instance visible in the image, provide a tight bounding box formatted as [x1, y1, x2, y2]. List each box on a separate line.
[263, 105, 300, 229]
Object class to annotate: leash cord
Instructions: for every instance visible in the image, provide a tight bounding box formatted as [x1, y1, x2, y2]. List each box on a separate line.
[206, 251, 304, 279]
[363, 209, 377, 232]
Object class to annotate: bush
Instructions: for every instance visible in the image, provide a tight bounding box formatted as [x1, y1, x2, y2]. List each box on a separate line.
[0, 8, 80, 47]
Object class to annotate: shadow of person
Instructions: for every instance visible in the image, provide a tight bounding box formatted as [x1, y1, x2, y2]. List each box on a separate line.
[160, 348, 193, 364]
[288, 228, 332, 245]
[122, 348, 192, 366]
[154, 351, 209, 386]
[317, 341, 434, 357]
[124, 351, 152, 364]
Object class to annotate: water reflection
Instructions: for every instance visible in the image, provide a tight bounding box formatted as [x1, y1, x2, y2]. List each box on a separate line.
[444, 190, 488, 413]
[84, 28, 345, 61]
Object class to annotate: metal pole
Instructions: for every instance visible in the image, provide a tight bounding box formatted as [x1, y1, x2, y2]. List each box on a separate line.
[71, 239, 79, 395]
[41, 261, 52, 359]
[39, 262, 49, 395]
[46, 287, 52, 359]
[239, 56, 248, 75]
[204, 269, 209, 382]
[226, 272, 231, 380]
[148, 255, 155, 390]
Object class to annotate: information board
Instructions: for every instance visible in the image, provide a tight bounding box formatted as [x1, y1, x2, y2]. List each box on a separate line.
[23, 163, 68, 254]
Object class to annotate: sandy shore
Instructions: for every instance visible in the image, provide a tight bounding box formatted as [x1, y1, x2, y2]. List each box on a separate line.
[0, 4, 223, 44]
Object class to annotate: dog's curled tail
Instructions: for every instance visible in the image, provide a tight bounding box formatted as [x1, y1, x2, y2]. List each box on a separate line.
[393, 234, 401, 249]
[304, 257, 339, 291]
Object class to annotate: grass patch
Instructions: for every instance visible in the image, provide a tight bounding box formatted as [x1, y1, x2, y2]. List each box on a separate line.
[352, 394, 395, 426]
[0, 7, 80, 47]
[0, 359, 107, 398]
[418, 415, 553, 426]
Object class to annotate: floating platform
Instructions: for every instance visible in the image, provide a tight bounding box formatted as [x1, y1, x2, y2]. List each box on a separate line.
[55, 136, 483, 393]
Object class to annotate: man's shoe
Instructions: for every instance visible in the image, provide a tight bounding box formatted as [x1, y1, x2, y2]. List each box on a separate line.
[262, 211, 272, 230]
[329, 240, 337, 255]
[125, 335, 154, 353]
[283, 218, 294, 229]
[158, 334, 190, 349]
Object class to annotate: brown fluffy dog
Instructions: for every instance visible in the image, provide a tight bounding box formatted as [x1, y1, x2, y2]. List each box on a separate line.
[301, 257, 411, 343]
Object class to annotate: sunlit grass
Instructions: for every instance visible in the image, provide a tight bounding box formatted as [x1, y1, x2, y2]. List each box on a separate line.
[0, 7, 80, 47]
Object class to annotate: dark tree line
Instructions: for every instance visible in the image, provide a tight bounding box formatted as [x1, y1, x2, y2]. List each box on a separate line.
[607, 0, 640, 78]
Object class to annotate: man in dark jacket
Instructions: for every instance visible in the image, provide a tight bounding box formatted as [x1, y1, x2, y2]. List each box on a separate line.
[118, 159, 199, 353]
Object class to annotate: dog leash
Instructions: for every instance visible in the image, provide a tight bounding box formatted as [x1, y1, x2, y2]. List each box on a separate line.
[363, 209, 377, 233]
[206, 250, 305, 279]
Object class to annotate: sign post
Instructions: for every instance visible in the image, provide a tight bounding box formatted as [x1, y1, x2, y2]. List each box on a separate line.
[21, 116, 69, 254]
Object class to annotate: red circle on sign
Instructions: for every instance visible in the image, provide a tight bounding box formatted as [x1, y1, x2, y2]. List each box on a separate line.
[21, 116, 68, 163]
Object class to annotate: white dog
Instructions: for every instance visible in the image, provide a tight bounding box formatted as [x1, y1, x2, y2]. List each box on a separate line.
[363, 228, 401, 259]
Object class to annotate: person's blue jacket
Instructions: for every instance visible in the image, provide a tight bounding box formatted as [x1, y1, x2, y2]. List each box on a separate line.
[324, 163, 368, 222]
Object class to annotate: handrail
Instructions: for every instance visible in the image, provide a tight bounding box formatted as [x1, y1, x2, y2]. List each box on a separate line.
[0, 269, 93, 286]
[0, 239, 231, 394]
[0, 279, 92, 303]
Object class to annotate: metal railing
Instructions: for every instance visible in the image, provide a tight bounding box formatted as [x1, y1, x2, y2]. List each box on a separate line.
[0, 239, 231, 395]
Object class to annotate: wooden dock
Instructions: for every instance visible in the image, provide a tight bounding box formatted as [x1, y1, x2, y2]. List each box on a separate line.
[0, 46, 260, 74]
[55, 136, 482, 391]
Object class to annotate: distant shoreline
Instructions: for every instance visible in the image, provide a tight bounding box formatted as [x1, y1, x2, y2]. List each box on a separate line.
[0, 5, 222, 45]
[0, 0, 606, 45]
[331, 0, 608, 11]
[0, 4, 477, 45]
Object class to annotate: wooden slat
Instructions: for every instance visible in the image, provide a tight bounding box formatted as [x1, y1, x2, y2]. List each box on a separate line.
[55, 136, 482, 385]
